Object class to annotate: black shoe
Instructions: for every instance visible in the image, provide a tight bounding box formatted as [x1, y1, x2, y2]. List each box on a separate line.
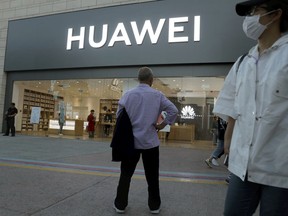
[3, 134, 8, 136]
[11, 135, 15, 137]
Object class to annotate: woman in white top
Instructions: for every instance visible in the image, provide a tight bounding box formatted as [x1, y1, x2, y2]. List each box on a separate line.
[213, 0, 288, 215]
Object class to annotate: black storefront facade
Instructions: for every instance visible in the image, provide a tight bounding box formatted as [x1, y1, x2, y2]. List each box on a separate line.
[3, 0, 254, 142]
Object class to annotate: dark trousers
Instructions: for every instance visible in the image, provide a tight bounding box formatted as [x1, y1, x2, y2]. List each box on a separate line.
[5, 118, 15, 136]
[224, 173, 288, 216]
[104, 125, 110, 136]
[114, 146, 161, 210]
[88, 131, 94, 138]
[59, 123, 63, 134]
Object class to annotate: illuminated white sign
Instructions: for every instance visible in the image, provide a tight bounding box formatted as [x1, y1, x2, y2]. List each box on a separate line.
[181, 106, 196, 119]
[110, 79, 121, 93]
[194, 16, 201, 41]
[66, 16, 200, 50]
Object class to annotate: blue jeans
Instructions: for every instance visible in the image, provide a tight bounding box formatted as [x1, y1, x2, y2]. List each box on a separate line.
[211, 139, 224, 159]
[114, 146, 161, 211]
[224, 173, 288, 216]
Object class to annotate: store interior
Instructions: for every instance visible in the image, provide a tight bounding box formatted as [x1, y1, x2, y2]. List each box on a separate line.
[12, 77, 224, 143]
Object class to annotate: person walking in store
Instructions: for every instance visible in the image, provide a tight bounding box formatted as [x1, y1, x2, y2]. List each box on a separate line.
[205, 117, 227, 167]
[214, 0, 288, 215]
[3, 103, 18, 137]
[58, 112, 65, 135]
[113, 67, 178, 214]
[87, 109, 96, 138]
[103, 107, 113, 136]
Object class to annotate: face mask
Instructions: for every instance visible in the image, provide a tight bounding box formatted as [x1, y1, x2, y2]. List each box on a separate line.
[242, 10, 276, 40]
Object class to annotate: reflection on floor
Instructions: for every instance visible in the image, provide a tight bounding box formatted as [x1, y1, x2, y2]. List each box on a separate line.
[19, 131, 214, 150]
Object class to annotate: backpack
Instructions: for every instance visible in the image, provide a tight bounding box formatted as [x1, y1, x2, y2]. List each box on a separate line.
[236, 53, 248, 73]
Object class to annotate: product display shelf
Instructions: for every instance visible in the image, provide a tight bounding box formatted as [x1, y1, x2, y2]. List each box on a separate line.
[97, 99, 118, 137]
[98, 99, 118, 124]
[21, 89, 63, 131]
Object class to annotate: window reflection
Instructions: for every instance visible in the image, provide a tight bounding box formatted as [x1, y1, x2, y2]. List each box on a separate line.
[13, 77, 224, 142]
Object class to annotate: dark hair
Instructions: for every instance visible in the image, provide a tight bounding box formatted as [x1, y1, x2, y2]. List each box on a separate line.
[90, 109, 95, 112]
[265, 0, 288, 32]
[138, 67, 153, 82]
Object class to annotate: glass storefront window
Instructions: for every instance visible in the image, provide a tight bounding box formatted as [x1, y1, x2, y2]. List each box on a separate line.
[13, 77, 224, 142]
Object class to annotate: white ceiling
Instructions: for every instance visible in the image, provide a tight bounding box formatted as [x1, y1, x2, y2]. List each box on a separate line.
[14, 77, 224, 99]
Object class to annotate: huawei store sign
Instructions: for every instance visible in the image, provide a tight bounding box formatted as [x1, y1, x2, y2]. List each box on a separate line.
[181, 106, 196, 120]
[66, 16, 201, 50]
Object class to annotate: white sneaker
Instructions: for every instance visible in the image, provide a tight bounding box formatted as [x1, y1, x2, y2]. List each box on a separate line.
[113, 203, 125, 214]
[150, 207, 161, 214]
[205, 158, 213, 168]
[211, 158, 219, 166]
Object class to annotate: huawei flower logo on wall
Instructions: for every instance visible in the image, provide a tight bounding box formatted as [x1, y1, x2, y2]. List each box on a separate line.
[181, 106, 196, 119]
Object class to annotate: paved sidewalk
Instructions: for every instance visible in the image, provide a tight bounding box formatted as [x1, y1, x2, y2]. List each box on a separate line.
[0, 135, 229, 216]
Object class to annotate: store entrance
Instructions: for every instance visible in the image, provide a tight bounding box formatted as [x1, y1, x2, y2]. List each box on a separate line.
[13, 77, 224, 145]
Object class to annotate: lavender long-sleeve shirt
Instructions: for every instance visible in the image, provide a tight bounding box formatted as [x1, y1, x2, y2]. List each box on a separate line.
[117, 83, 178, 149]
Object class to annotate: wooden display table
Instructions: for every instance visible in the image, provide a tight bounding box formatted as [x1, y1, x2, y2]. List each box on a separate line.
[168, 125, 195, 142]
[74, 120, 84, 136]
[48, 119, 85, 136]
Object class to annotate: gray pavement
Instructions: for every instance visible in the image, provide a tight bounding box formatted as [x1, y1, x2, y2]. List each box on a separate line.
[0, 134, 229, 216]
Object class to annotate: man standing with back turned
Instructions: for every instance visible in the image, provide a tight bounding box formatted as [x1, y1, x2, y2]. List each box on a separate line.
[113, 67, 178, 214]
